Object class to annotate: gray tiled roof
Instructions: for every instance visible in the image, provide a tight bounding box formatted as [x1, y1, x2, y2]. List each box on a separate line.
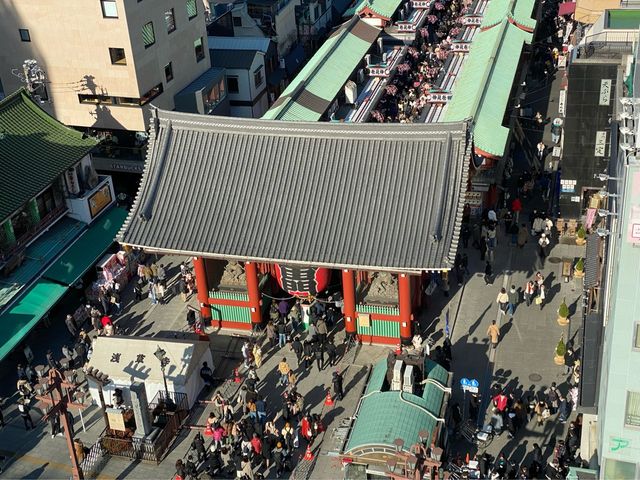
[118, 110, 470, 272]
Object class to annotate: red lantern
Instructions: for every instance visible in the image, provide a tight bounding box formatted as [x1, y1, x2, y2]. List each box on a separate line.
[275, 265, 330, 297]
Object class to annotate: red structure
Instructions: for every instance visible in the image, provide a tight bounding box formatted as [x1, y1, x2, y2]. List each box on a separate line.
[117, 113, 469, 345]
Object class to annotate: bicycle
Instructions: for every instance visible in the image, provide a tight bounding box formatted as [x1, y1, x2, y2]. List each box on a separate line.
[456, 419, 495, 449]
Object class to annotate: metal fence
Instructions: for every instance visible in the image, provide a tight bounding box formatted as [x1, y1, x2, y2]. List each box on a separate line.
[99, 391, 189, 463]
[579, 31, 638, 59]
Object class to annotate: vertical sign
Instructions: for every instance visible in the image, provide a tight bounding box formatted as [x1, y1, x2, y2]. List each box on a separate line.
[599, 79, 611, 106]
[594, 131, 607, 157]
[558, 89, 566, 116]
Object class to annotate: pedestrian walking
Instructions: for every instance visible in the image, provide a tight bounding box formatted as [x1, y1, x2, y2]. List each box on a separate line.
[277, 322, 287, 349]
[252, 343, 263, 368]
[507, 285, 519, 317]
[535, 399, 550, 426]
[524, 281, 535, 306]
[18, 400, 34, 430]
[148, 280, 158, 305]
[266, 321, 276, 349]
[314, 343, 325, 371]
[536, 284, 546, 310]
[316, 317, 328, 344]
[484, 261, 493, 286]
[133, 280, 144, 302]
[461, 223, 470, 248]
[511, 197, 522, 223]
[277, 358, 290, 387]
[65, 314, 78, 338]
[538, 233, 550, 261]
[496, 288, 509, 315]
[487, 320, 500, 348]
[325, 339, 337, 367]
[332, 371, 344, 401]
[290, 337, 303, 367]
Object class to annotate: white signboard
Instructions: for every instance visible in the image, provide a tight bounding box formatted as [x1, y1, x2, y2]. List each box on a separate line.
[560, 179, 577, 193]
[462, 16, 482, 25]
[427, 92, 453, 103]
[558, 89, 566, 116]
[451, 43, 471, 52]
[553, 146, 562, 157]
[571, 196, 581, 203]
[599, 79, 611, 106]
[595, 131, 607, 157]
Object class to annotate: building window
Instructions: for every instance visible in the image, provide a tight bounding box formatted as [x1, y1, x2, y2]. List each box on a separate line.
[140, 83, 163, 105]
[604, 459, 637, 479]
[186, 0, 198, 19]
[142, 21, 155, 48]
[194, 37, 205, 62]
[233, 16, 242, 27]
[634, 323, 640, 350]
[109, 48, 127, 65]
[625, 391, 640, 427]
[164, 62, 174, 83]
[101, 0, 118, 18]
[78, 94, 114, 105]
[19, 29, 30, 42]
[165, 8, 176, 33]
[227, 76, 239, 93]
[36, 187, 58, 219]
[254, 67, 263, 88]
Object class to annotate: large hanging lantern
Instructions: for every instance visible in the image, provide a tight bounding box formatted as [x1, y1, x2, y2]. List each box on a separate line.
[275, 265, 330, 297]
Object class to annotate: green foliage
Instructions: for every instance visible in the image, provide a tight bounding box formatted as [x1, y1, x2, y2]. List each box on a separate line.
[558, 298, 569, 318]
[577, 225, 586, 239]
[575, 257, 584, 272]
[556, 337, 566, 357]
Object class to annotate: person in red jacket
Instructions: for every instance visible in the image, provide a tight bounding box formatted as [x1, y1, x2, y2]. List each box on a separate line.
[511, 197, 523, 223]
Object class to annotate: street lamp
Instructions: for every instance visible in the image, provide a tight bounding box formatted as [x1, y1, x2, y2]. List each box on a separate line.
[593, 173, 622, 181]
[154, 346, 170, 401]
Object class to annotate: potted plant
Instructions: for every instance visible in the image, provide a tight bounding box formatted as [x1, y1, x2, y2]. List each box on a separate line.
[574, 258, 585, 278]
[557, 298, 570, 326]
[575, 225, 586, 246]
[554, 336, 566, 365]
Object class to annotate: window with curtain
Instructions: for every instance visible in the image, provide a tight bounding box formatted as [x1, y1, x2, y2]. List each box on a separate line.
[186, 0, 198, 19]
[625, 391, 640, 427]
[142, 21, 155, 48]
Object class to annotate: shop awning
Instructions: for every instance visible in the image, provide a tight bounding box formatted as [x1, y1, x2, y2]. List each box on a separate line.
[43, 207, 128, 286]
[0, 279, 68, 361]
[558, 1, 576, 16]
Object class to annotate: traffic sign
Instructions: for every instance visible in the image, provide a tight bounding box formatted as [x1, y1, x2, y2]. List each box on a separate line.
[460, 377, 479, 393]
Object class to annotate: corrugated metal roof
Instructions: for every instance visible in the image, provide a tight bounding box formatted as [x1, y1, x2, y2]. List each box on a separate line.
[344, 391, 438, 453]
[207, 36, 271, 53]
[347, 0, 404, 19]
[118, 111, 470, 272]
[211, 49, 257, 69]
[262, 17, 381, 121]
[442, 21, 531, 157]
[0, 89, 97, 222]
[481, 0, 537, 31]
[584, 234, 600, 288]
[176, 67, 226, 96]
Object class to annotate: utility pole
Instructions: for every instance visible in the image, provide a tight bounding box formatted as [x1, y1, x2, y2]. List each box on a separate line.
[35, 369, 87, 480]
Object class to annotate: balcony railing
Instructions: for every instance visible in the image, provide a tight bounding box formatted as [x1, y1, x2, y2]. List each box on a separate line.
[0, 205, 67, 267]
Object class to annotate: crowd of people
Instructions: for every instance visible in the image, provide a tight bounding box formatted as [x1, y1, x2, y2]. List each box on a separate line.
[176, 296, 347, 479]
[371, 0, 465, 123]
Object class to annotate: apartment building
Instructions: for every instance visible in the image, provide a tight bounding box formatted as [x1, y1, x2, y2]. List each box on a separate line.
[0, 0, 211, 133]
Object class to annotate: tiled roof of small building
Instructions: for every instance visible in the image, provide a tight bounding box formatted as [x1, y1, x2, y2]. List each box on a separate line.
[0, 89, 97, 222]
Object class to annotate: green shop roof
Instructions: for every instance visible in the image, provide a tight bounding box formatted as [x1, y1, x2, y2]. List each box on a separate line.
[443, 20, 532, 157]
[481, 0, 537, 31]
[0, 89, 97, 223]
[345, 359, 449, 455]
[344, 0, 403, 19]
[43, 207, 128, 286]
[262, 17, 380, 122]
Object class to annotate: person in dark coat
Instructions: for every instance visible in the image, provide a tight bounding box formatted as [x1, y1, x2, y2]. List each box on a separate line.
[65, 314, 78, 338]
[192, 432, 207, 463]
[314, 344, 324, 371]
[325, 340, 337, 367]
[484, 261, 493, 285]
[290, 337, 303, 367]
[332, 371, 344, 401]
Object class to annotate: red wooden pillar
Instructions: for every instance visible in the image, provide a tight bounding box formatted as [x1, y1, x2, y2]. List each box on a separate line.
[245, 261, 262, 325]
[193, 257, 211, 321]
[398, 273, 413, 343]
[341, 269, 357, 336]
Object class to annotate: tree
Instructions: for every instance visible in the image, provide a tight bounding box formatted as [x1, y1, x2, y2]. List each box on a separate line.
[558, 298, 569, 319]
[556, 337, 566, 357]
